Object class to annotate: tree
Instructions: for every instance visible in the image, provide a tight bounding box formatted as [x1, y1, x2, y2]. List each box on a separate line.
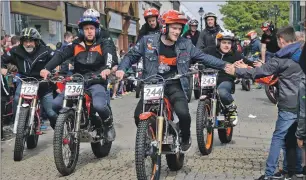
[219, 1, 290, 38]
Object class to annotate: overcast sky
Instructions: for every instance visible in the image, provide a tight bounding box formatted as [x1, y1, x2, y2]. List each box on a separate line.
[181, 1, 227, 28]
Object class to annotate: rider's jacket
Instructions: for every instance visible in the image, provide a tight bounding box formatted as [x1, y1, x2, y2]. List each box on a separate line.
[45, 35, 118, 86]
[249, 38, 261, 55]
[1, 44, 56, 97]
[136, 23, 161, 43]
[1, 44, 56, 79]
[118, 33, 227, 98]
[236, 41, 303, 112]
[182, 30, 200, 46]
[203, 47, 252, 85]
[196, 25, 223, 52]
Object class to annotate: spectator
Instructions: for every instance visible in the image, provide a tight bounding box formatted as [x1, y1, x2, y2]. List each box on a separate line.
[59, 32, 74, 75]
[60, 31, 73, 51]
[295, 31, 305, 43]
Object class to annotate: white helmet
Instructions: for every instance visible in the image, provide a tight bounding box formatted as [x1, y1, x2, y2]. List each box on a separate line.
[216, 29, 235, 46]
[83, 9, 100, 18]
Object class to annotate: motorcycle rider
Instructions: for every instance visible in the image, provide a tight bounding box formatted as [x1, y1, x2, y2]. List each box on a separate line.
[261, 21, 280, 63]
[203, 30, 253, 126]
[40, 16, 118, 142]
[1, 28, 58, 129]
[196, 12, 223, 52]
[246, 30, 261, 59]
[182, 19, 200, 46]
[83, 8, 117, 105]
[115, 10, 231, 152]
[136, 8, 160, 42]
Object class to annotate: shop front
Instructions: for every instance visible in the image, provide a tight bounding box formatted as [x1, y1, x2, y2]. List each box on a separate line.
[108, 11, 123, 48]
[10, 1, 63, 45]
[128, 20, 137, 47]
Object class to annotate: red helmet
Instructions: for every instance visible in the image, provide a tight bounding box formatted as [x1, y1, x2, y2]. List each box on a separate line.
[261, 21, 271, 31]
[246, 30, 257, 39]
[160, 10, 188, 35]
[161, 10, 188, 25]
[144, 8, 159, 18]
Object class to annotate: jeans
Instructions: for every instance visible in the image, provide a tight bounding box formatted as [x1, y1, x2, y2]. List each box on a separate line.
[217, 81, 234, 106]
[13, 82, 58, 128]
[265, 111, 303, 176]
[134, 81, 191, 140]
[285, 122, 299, 175]
[53, 84, 110, 121]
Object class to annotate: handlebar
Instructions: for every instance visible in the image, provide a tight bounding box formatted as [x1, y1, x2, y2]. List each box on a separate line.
[48, 73, 103, 83]
[14, 75, 49, 84]
[133, 70, 199, 84]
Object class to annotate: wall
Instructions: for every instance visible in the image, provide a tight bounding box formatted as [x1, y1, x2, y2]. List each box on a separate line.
[138, 1, 152, 26]
[28, 18, 61, 45]
[159, 1, 173, 15]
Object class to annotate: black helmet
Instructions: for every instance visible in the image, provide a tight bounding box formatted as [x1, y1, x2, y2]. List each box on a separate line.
[204, 12, 217, 19]
[20, 28, 41, 41]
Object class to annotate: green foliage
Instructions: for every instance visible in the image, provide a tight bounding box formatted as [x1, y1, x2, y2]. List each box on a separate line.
[219, 1, 290, 38]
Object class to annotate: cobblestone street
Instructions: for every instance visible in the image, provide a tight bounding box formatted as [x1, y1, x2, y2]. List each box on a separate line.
[1, 86, 288, 180]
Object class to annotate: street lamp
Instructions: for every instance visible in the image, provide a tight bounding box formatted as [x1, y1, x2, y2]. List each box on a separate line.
[268, 5, 280, 28]
[198, 7, 204, 31]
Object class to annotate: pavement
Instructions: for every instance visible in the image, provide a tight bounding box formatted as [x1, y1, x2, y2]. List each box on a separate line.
[0, 85, 298, 180]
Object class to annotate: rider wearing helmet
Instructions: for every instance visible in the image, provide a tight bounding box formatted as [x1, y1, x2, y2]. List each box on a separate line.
[40, 16, 118, 141]
[116, 10, 231, 152]
[136, 8, 160, 42]
[246, 30, 261, 58]
[196, 12, 223, 52]
[1, 27, 58, 128]
[83, 8, 116, 52]
[261, 21, 279, 63]
[182, 19, 200, 46]
[203, 30, 252, 126]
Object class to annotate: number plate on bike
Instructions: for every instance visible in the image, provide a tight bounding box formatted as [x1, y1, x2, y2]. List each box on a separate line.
[20, 83, 38, 96]
[143, 84, 163, 100]
[201, 74, 217, 87]
[65, 83, 83, 97]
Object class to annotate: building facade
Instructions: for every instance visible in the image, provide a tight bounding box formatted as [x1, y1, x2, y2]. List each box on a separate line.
[290, 1, 305, 32]
[10, 1, 64, 45]
[105, 1, 139, 52]
[65, 1, 107, 35]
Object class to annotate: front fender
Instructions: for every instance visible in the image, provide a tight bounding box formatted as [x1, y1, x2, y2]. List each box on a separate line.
[59, 107, 73, 114]
[139, 112, 156, 121]
[199, 95, 210, 101]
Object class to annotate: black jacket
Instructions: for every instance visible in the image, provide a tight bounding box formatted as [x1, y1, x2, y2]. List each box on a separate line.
[203, 47, 252, 84]
[196, 25, 223, 52]
[1, 44, 57, 96]
[136, 23, 160, 43]
[1, 44, 56, 78]
[45, 34, 118, 85]
[182, 30, 200, 46]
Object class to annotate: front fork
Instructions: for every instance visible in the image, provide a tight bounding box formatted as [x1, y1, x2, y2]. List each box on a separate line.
[13, 97, 23, 134]
[156, 116, 164, 155]
[74, 98, 83, 141]
[28, 98, 38, 135]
